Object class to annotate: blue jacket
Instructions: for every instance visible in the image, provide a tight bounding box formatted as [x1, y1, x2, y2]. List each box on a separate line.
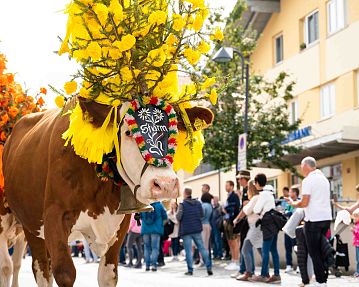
[140, 202, 168, 236]
[202, 202, 213, 224]
[224, 192, 240, 220]
[176, 197, 203, 236]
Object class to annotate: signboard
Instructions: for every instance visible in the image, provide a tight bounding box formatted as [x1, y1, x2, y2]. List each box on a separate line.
[237, 133, 247, 171]
[281, 126, 312, 144]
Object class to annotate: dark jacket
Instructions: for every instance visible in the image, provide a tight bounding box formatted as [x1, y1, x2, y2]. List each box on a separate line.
[177, 197, 203, 236]
[210, 204, 223, 229]
[224, 192, 240, 221]
[260, 209, 287, 240]
[140, 202, 168, 236]
[295, 226, 310, 285]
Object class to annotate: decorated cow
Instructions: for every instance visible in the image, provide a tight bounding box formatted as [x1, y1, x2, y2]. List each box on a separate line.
[0, 0, 223, 286]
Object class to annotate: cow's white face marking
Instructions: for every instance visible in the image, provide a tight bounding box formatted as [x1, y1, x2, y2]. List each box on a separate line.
[98, 258, 117, 287]
[117, 103, 180, 205]
[34, 260, 52, 287]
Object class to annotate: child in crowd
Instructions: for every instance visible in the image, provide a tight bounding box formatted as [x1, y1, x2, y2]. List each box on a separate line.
[352, 208, 359, 277]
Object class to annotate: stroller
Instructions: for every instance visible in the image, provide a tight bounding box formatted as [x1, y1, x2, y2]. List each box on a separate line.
[329, 221, 350, 277]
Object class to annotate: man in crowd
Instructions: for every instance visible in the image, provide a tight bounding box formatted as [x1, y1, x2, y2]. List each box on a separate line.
[223, 180, 241, 271]
[286, 157, 332, 287]
[176, 187, 213, 276]
[284, 186, 300, 273]
[250, 174, 281, 284]
[278, 187, 290, 210]
[202, 183, 213, 198]
[211, 196, 223, 260]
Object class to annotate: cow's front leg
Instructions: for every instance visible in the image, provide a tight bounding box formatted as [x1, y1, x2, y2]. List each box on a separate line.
[98, 214, 130, 287]
[44, 205, 76, 287]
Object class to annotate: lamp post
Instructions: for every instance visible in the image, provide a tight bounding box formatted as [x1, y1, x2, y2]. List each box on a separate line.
[212, 47, 250, 170]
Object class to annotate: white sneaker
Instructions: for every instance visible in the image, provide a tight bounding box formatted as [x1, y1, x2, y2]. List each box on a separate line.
[309, 283, 327, 287]
[225, 262, 239, 271]
[285, 265, 293, 273]
[230, 271, 241, 278]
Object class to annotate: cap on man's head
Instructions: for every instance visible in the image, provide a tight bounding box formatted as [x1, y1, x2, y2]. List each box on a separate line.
[236, 170, 251, 179]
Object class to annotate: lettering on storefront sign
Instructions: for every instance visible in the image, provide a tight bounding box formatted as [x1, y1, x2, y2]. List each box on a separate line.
[282, 126, 312, 144]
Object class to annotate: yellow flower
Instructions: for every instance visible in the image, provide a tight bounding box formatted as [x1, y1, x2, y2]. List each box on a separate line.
[172, 14, 186, 31]
[202, 77, 216, 89]
[193, 14, 204, 32]
[93, 3, 109, 26]
[153, 65, 178, 98]
[186, 0, 206, 9]
[109, 0, 124, 25]
[147, 48, 167, 67]
[64, 81, 78, 95]
[183, 47, 201, 65]
[120, 67, 140, 82]
[145, 70, 161, 88]
[109, 48, 122, 60]
[86, 41, 102, 60]
[166, 33, 178, 47]
[148, 10, 167, 26]
[79, 87, 90, 98]
[198, 40, 210, 54]
[55, 96, 65, 108]
[211, 27, 224, 41]
[113, 34, 136, 52]
[133, 25, 151, 38]
[209, 89, 218, 105]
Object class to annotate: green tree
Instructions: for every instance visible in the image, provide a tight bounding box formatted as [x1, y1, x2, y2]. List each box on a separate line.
[203, 1, 301, 173]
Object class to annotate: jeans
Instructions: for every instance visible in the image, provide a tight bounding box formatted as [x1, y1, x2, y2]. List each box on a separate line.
[356, 246, 359, 274]
[127, 231, 143, 264]
[211, 224, 223, 258]
[304, 220, 331, 284]
[83, 240, 98, 262]
[143, 234, 160, 268]
[284, 234, 296, 266]
[183, 233, 212, 272]
[171, 237, 180, 256]
[242, 239, 257, 274]
[261, 234, 280, 277]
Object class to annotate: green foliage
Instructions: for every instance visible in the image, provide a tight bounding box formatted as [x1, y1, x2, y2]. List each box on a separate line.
[203, 1, 301, 173]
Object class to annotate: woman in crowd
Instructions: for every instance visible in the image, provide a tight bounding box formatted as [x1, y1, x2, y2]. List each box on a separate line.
[167, 201, 180, 261]
[236, 180, 262, 281]
[126, 213, 143, 268]
[201, 192, 213, 255]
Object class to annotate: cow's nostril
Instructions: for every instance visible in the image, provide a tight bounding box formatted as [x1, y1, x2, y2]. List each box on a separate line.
[153, 181, 161, 189]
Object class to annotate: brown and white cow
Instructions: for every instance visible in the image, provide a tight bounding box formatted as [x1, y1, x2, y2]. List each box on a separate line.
[0, 97, 213, 287]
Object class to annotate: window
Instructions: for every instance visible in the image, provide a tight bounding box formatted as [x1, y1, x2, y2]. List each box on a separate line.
[289, 99, 299, 124]
[320, 83, 336, 118]
[274, 34, 283, 64]
[327, 0, 346, 35]
[304, 10, 319, 45]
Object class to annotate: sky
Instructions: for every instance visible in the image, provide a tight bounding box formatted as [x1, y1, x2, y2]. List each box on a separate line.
[0, 0, 237, 105]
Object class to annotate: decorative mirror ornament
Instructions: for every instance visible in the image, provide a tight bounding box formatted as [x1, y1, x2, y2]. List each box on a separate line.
[125, 97, 178, 167]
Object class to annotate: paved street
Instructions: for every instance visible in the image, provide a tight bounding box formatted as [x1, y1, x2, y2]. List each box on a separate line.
[17, 256, 359, 287]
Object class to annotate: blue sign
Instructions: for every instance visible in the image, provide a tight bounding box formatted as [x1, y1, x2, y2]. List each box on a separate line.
[282, 126, 312, 144]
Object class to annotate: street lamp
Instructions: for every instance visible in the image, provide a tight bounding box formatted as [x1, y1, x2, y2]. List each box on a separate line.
[212, 47, 250, 170]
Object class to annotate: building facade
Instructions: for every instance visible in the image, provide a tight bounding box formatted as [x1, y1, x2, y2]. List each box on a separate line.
[182, 0, 359, 204]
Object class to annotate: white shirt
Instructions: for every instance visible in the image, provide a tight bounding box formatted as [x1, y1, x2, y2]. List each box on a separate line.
[253, 189, 275, 218]
[302, 169, 332, 222]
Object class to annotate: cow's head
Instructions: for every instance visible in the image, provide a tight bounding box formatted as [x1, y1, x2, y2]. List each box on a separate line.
[78, 97, 213, 205]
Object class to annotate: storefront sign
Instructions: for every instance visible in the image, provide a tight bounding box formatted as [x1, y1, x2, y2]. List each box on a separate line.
[282, 126, 312, 144]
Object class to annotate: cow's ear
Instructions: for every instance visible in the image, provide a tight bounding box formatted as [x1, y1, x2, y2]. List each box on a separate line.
[176, 106, 214, 132]
[78, 97, 112, 127]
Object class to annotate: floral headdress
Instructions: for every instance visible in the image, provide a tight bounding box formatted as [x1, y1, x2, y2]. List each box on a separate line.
[58, 0, 222, 172]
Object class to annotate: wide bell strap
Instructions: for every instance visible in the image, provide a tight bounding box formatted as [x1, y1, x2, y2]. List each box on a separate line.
[117, 185, 153, 214]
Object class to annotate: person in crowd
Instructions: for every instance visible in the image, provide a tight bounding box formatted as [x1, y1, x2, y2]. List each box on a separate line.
[201, 192, 213, 265]
[167, 201, 180, 261]
[236, 179, 262, 281]
[284, 186, 299, 273]
[278, 187, 290, 211]
[223, 180, 241, 271]
[119, 235, 127, 265]
[141, 201, 168, 272]
[176, 187, 213, 276]
[333, 184, 359, 213]
[231, 170, 254, 278]
[352, 208, 359, 277]
[83, 240, 98, 263]
[286, 157, 332, 287]
[211, 196, 223, 260]
[202, 183, 214, 199]
[126, 213, 143, 268]
[250, 174, 281, 284]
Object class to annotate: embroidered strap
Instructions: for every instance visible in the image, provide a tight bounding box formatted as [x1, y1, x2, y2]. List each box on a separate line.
[95, 151, 125, 187]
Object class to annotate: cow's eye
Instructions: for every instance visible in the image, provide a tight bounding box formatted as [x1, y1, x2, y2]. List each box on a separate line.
[125, 130, 131, 137]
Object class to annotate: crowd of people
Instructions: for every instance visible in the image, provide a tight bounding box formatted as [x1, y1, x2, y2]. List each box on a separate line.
[69, 156, 359, 287]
